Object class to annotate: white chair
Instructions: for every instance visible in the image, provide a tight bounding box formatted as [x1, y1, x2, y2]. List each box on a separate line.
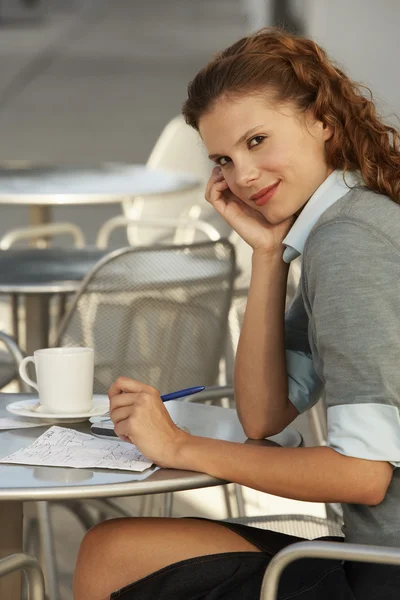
[99, 115, 232, 248]
[123, 115, 211, 236]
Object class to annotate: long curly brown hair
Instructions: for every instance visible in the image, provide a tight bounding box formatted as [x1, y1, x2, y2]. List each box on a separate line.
[182, 28, 400, 204]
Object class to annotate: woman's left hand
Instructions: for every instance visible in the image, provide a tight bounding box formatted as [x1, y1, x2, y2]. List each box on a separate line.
[108, 377, 189, 468]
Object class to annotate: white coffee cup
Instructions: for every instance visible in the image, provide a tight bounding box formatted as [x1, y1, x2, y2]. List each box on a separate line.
[19, 347, 94, 414]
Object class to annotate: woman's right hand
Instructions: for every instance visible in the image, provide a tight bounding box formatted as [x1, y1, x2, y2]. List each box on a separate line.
[205, 167, 294, 255]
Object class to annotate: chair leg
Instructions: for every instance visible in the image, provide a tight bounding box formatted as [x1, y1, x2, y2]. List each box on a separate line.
[233, 484, 246, 517]
[57, 501, 99, 531]
[24, 517, 41, 558]
[222, 485, 234, 519]
[161, 493, 174, 517]
[138, 494, 155, 516]
[11, 294, 20, 346]
[36, 501, 60, 600]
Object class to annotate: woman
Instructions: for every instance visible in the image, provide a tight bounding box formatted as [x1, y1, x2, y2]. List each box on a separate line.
[73, 28, 400, 600]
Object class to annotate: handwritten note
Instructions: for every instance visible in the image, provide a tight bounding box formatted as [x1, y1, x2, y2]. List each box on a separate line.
[0, 426, 153, 472]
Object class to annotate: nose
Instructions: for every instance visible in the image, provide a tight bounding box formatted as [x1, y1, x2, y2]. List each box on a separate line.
[234, 160, 260, 188]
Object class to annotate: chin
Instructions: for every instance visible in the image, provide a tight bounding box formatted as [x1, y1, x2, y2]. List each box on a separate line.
[262, 210, 286, 225]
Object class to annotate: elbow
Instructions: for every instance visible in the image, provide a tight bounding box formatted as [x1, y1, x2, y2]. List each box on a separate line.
[334, 455, 393, 506]
[359, 489, 386, 507]
[238, 407, 290, 440]
[242, 422, 285, 440]
[243, 427, 268, 440]
[362, 482, 390, 507]
[355, 467, 393, 506]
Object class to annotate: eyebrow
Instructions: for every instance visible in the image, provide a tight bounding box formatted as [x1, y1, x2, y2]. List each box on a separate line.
[208, 125, 266, 159]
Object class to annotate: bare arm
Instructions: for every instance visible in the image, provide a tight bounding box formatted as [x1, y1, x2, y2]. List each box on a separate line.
[173, 435, 393, 507]
[109, 378, 393, 507]
[235, 249, 299, 438]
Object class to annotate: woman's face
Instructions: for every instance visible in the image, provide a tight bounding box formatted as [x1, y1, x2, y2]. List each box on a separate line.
[199, 93, 333, 224]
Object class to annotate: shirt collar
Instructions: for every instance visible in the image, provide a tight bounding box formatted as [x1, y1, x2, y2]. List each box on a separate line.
[282, 169, 361, 263]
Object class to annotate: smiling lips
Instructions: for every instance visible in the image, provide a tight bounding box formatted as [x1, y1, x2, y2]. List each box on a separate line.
[250, 181, 280, 206]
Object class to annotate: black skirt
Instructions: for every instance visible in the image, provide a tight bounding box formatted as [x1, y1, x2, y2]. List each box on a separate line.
[109, 519, 400, 600]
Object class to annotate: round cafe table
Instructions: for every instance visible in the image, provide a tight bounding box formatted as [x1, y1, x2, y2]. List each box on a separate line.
[0, 162, 200, 227]
[0, 393, 302, 599]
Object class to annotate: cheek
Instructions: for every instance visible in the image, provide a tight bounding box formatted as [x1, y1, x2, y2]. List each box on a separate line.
[260, 146, 292, 174]
[223, 172, 243, 197]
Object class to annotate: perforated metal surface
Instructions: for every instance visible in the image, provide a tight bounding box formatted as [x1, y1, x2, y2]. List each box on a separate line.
[56, 240, 236, 394]
[226, 514, 344, 540]
[0, 356, 16, 389]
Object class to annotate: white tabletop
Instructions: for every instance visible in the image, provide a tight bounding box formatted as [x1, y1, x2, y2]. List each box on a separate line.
[0, 163, 200, 205]
[0, 395, 302, 501]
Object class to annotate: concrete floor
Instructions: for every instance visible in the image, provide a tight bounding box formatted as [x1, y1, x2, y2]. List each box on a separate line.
[0, 3, 325, 598]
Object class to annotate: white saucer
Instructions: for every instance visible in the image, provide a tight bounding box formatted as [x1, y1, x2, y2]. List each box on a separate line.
[6, 395, 109, 423]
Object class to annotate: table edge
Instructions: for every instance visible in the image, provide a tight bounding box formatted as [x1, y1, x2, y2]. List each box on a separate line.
[0, 472, 228, 501]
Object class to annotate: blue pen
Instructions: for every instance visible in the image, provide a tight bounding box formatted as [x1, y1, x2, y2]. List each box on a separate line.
[160, 386, 205, 402]
[98, 386, 206, 419]
[91, 385, 206, 436]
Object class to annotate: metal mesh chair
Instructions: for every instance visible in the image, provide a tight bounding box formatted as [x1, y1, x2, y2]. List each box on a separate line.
[0, 553, 45, 600]
[0, 330, 28, 392]
[225, 514, 344, 540]
[260, 539, 400, 600]
[54, 240, 237, 518]
[54, 240, 236, 393]
[26, 240, 238, 599]
[225, 513, 347, 600]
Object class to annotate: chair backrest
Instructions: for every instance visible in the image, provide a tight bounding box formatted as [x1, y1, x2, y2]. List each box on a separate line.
[147, 115, 211, 178]
[96, 215, 221, 249]
[0, 330, 27, 391]
[122, 116, 232, 246]
[55, 240, 236, 394]
[0, 223, 85, 250]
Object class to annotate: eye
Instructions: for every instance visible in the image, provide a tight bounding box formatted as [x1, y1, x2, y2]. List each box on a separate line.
[248, 135, 266, 148]
[215, 156, 231, 167]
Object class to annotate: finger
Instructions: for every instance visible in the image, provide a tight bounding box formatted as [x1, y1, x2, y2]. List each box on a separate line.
[205, 179, 229, 205]
[205, 168, 224, 197]
[108, 377, 157, 400]
[113, 419, 135, 443]
[109, 390, 151, 413]
[214, 181, 229, 192]
[109, 403, 135, 424]
[211, 166, 223, 178]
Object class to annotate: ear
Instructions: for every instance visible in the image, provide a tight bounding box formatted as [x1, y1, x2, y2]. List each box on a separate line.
[322, 122, 334, 142]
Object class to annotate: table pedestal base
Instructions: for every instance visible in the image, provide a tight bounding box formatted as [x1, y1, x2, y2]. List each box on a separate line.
[29, 206, 52, 228]
[25, 295, 50, 355]
[0, 501, 23, 599]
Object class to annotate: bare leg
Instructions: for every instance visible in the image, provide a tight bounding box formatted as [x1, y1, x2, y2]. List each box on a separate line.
[73, 517, 261, 600]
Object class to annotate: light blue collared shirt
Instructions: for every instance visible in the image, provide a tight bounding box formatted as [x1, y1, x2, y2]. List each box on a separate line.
[282, 170, 362, 263]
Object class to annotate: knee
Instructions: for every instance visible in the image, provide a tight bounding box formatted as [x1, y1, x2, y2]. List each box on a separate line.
[77, 518, 126, 567]
[74, 519, 130, 599]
